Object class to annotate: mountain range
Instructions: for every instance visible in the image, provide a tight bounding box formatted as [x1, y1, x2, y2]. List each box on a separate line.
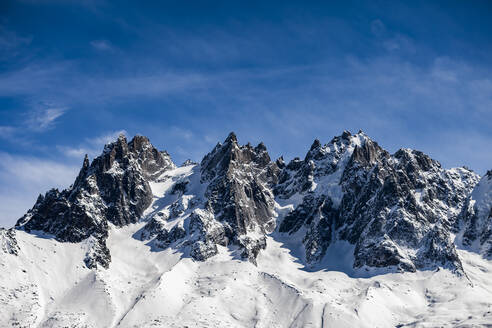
[1, 131, 491, 327]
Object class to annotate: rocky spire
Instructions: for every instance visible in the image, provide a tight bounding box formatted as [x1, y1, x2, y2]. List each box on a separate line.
[16, 134, 176, 268]
[13, 130, 484, 275]
[276, 130, 479, 274]
[194, 133, 281, 262]
[73, 154, 90, 187]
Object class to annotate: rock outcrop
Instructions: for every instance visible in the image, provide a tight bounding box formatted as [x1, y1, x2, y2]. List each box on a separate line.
[140, 132, 281, 264]
[276, 131, 479, 273]
[16, 134, 175, 268]
[0, 228, 19, 256]
[13, 130, 487, 275]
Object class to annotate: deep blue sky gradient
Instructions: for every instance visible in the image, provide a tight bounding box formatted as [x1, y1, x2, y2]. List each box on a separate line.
[0, 0, 491, 226]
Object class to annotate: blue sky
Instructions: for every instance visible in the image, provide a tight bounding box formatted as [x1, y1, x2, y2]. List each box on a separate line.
[0, 0, 491, 227]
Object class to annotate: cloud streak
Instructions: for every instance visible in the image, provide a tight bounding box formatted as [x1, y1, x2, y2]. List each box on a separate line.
[0, 51, 490, 174]
[27, 107, 68, 131]
[57, 129, 127, 159]
[0, 152, 78, 228]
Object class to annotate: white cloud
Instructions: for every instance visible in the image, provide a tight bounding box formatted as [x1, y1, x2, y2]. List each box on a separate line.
[27, 107, 68, 131]
[58, 129, 127, 159]
[0, 129, 128, 227]
[0, 152, 79, 228]
[56, 146, 90, 159]
[88, 129, 127, 146]
[0, 62, 211, 104]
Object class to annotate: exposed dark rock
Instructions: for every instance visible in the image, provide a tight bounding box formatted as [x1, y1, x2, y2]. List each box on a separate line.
[16, 134, 175, 269]
[0, 228, 19, 256]
[13, 130, 484, 275]
[181, 159, 197, 167]
[84, 237, 111, 269]
[276, 131, 478, 274]
[198, 132, 281, 262]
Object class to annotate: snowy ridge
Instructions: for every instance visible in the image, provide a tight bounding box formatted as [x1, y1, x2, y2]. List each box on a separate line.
[2, 130, 492, 327]
[275, 131, 480, 273]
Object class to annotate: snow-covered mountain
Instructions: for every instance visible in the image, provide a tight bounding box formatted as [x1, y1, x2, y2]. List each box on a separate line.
[1, 131, 491, 327]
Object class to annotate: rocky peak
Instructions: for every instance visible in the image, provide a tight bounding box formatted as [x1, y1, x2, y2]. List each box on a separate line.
[201, 132, 272, 183]
[277, 130, 479, 274]
[74, 154, 90, 187]
[350, 138, 389, 167]
[309, 138, 321, 151]
[128, 135, 176, 179]
[276, 130, 373, 199]
[100, 133, 130, 171]
[12, 130, 486, 275]
[16, 134, 176, 268]
[224, 131, 238, 144]
[140, 132, 282, 264]
[181, 133, 279, 262]
[394, 148, 440, 173]
[205, 134, 278, 225]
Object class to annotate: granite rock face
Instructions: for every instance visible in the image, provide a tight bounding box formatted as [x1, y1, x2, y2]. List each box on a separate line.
[198, 133, 281, 261]
[16, 134, 175, 268]
[140, 132, 281, 264]
[13, 130, 487, 274]
[276, 131, 479, 273]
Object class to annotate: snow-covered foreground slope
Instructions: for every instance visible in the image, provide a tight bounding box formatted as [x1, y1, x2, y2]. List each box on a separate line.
[2, 225, 492, 327]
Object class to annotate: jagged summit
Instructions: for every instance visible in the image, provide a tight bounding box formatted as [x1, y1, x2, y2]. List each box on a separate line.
[10, 130, 488, 275]
[140, 133, 281, 264]
[276, 130, 479, 273]
[2, 130, 491, 327]
[16, 134, 176, 268]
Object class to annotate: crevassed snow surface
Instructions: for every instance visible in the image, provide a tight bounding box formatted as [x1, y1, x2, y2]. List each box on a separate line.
[1, 166, 492, 328]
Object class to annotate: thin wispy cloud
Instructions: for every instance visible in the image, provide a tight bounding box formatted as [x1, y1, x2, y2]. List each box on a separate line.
[26, 107, 68, 131]
[0, 63, 212, 104]
[0, 126, 16, 138]
[1, 52, 490, 173]
[0, 152, 78, 228]
[58, 129, 127, 159]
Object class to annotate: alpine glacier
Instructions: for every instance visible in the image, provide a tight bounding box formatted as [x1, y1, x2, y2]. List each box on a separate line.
[1, 131, 491, 327]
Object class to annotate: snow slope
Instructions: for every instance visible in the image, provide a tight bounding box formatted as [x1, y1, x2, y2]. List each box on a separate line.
[2, 225, 492, 327]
